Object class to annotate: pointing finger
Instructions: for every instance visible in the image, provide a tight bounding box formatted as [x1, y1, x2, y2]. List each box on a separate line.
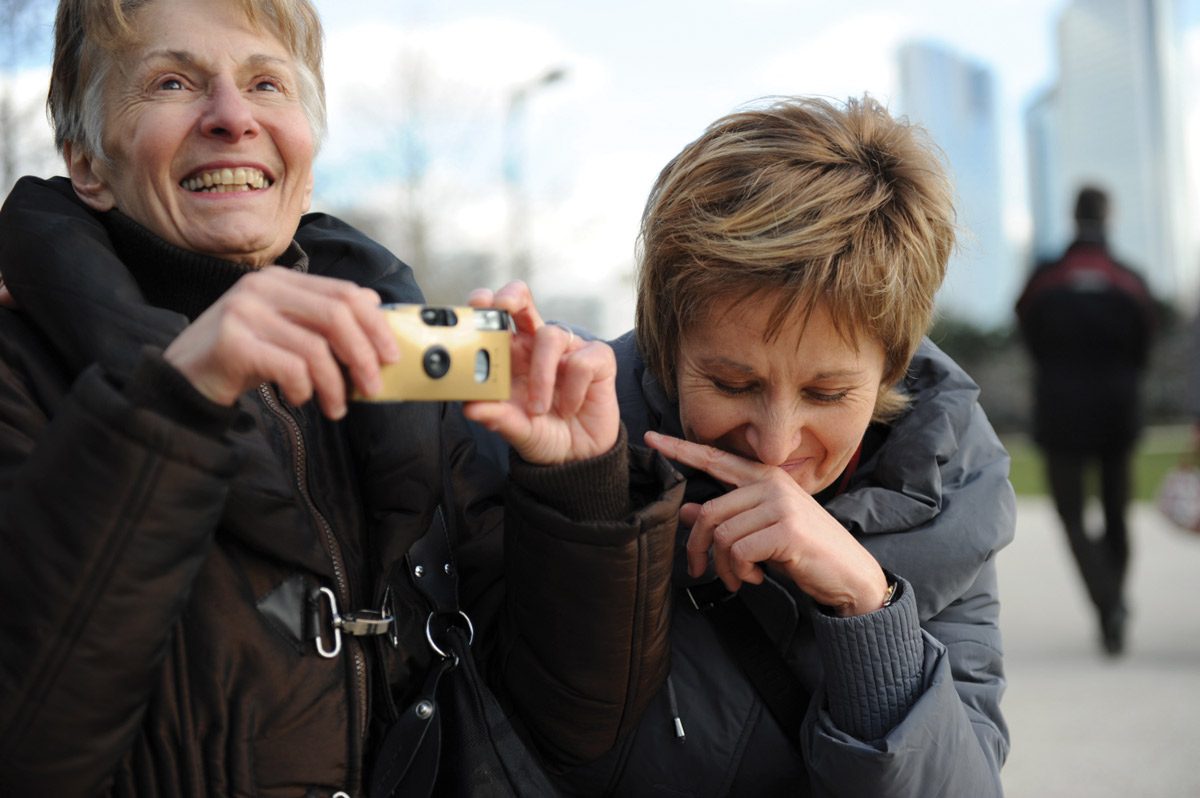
[643, 430, 772, 488]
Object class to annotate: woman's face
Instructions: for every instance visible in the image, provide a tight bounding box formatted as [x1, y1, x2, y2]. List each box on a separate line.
[69, 0, 315, 266]
[675, 293, 885, 495]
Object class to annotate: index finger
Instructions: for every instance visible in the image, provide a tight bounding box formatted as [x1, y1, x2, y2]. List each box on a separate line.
[474, 281, 543, 336]
[643, 430, 772, 488]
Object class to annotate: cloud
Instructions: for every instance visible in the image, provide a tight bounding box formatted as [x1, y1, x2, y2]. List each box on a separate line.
[752, 12, 914, 104]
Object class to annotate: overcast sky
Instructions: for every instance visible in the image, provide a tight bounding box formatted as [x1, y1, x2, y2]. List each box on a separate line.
[304, 0, 1090, 333]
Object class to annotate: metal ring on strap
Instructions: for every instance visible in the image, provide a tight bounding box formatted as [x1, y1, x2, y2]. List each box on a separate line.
[424, 610, 475, 659]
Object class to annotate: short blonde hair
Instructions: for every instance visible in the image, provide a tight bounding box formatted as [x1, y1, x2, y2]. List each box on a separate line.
[635, 95, 955, 420]
[48, 0, 326, 158]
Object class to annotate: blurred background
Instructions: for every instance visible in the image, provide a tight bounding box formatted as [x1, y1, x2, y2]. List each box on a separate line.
[5, 0, 1199, 441]
[3, 1, 1200, 795]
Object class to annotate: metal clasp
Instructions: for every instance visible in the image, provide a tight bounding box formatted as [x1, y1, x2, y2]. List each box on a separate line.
[316, 587, 342, 659]
[316, 587, 397, 659]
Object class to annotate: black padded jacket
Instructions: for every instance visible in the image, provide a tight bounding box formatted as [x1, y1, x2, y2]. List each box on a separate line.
[0, 176, 682, 797]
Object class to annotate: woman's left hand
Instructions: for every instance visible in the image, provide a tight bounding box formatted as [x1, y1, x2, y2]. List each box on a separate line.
[644, 430, 889, 617]
[462, 281, 619, 465]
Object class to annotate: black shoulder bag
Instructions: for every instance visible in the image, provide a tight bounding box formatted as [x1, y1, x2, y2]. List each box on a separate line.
[369, 507, 559, 798]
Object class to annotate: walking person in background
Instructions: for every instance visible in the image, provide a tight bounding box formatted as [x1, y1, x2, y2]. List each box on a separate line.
[1015, 185, 1156, 656]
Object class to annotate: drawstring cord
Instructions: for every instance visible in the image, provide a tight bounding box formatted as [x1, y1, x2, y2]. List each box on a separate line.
[666, 675, 686, 742]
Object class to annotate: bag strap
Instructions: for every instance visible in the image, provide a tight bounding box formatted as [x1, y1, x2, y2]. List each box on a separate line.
[684, 579, 809, 738]
[405, 506, 459, 614]
[368, 653, 452, 798]
[370, 506, 464, 798]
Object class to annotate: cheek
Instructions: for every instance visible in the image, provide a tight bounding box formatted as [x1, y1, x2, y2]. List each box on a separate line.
[678, 398, 740, 446]
[277, 117, 316, 171]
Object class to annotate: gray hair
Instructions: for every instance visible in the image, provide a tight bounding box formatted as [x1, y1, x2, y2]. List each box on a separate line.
[49, 0, 327, 161]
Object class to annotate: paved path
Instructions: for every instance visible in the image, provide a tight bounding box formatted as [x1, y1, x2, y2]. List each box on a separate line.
[1000, 497, 1200, 797]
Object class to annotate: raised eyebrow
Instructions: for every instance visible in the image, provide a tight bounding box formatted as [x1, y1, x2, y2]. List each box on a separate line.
[141, 50, 292, 73]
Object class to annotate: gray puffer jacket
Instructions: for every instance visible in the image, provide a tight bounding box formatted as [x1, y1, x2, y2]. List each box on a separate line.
[520, 332, 1014, 797]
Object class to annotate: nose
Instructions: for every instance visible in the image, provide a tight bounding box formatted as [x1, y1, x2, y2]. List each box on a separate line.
[201, 78, 259, 142]
[744, 403, 803, 466]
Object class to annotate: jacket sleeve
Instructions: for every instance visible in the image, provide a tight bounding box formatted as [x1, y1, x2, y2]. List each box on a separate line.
[453, 416, 685, 768]
[0, 348, 240, 795]
[803, 397, 1013, 797]
[802, 562, 1007, 798]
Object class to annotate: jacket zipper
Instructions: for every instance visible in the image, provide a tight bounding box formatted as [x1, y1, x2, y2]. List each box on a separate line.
[257, 386, 371, 758]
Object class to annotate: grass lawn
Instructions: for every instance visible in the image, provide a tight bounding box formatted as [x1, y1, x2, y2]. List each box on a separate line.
[1001, 424, 1194, 501]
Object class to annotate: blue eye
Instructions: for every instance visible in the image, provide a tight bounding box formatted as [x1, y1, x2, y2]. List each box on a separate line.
[159, 77, 185, 91]
[254, 79, 282, 92]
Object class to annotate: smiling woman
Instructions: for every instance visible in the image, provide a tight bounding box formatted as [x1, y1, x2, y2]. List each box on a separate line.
[0, 0, 683, 795]
[57, 0, 317, 265]
[493, 96, 1018, 797]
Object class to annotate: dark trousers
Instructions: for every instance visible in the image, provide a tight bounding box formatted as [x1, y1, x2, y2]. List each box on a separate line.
[1044, 449, 1132, 615]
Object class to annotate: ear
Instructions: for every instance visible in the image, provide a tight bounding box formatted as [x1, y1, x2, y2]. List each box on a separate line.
[301, 168, 314, 214]
[64, 141, 116, 212]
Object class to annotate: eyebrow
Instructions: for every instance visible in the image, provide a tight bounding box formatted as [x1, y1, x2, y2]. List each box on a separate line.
[697, 356, 864, 381]
[141, 49, 292, 72]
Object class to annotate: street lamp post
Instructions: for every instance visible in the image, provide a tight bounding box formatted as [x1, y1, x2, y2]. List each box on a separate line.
[503, 67, 567, 287]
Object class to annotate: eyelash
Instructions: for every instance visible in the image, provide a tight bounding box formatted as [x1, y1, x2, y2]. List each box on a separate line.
[710, 379, 848, 404]
[711, 380, 755, 396]
[805, 390, 849, 404]
[153, 77, 284, 93]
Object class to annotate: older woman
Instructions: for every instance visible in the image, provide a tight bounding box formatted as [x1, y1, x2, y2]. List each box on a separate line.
[0, 0, 680, 794]
[488, 97, 1014, 796]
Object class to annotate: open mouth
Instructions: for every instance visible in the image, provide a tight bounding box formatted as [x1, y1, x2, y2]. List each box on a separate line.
[181, 167, 272, 193]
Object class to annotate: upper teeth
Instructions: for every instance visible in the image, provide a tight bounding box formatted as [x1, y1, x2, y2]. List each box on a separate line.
[182, 167, 270, 192]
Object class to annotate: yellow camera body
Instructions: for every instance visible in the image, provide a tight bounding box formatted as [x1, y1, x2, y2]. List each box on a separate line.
[359, 305, 512, 402]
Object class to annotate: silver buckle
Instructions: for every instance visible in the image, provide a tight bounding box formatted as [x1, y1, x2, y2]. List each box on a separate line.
[315, 587, 397, 659]
[316, 587, 342, 659]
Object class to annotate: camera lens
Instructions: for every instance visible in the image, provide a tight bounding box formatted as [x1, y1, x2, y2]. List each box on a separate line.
[422, 346, 451, 379]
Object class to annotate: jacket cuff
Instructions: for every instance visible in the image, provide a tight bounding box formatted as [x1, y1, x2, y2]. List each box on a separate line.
[508, 425, 630, 522]
[121, 346, 245, 438]
[811, 574, 924, 741]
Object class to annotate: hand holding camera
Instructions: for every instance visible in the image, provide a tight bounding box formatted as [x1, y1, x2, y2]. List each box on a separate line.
[164, 266, 399, 420]
[461, 281, 620, 466]
[359, 304, 513, 402]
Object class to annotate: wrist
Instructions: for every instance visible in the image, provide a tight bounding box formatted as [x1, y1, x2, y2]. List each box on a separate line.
[831, 568, 894, 618]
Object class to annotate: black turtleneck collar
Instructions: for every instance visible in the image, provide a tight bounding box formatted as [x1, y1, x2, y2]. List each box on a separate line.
[101, 209, 309, 322]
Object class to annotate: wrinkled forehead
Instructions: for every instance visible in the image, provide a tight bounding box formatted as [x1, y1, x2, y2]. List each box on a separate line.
[683, 285, 870, 350]
[97, 0, 296, 66]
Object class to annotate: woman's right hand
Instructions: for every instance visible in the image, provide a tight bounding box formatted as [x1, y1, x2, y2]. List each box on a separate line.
[462, 281, 620, 465]
[644, 430, 890, 616]
[163, 266, 399, 419]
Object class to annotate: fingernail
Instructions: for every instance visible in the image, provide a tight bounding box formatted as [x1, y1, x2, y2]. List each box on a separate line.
[528, 401, 545, 416]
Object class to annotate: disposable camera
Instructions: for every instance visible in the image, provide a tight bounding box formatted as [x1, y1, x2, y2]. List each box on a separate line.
[359, 304, 512, 402]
